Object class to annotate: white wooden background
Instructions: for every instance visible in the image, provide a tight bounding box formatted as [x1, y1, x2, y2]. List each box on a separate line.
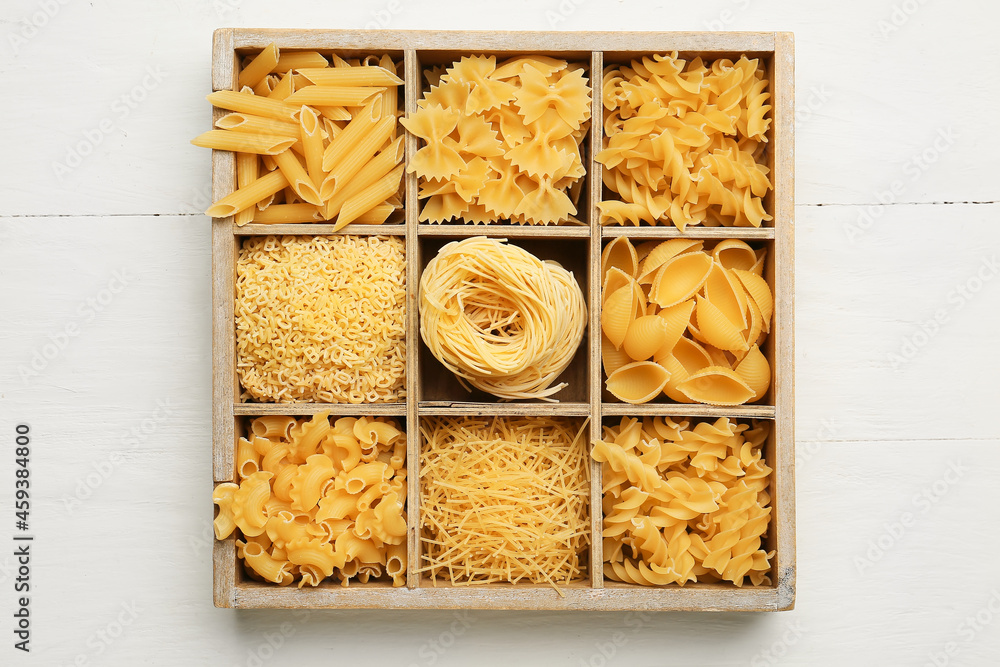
[1, 0, 999, 665]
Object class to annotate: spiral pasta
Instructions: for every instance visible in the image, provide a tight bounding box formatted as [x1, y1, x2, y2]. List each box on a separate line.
[593, 416, 773, 587]
[214, 413, 407, 588]
[419, 237, 587, 400]
[597, 52, 773, 231]
[402, 55, 591, 225]
[600, 237, 772, 405]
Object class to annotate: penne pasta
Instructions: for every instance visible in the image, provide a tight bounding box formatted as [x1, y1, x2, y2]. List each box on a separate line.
[316, 106, 352, 121]
[334, 164, 404, 231]
[321, 99, 381, 172]
[268, 72, 295, 101]
[285, 85, 386, 108]
[234, 152, 258, 226]
[273, 149, 322, 206]
[252, 73, 278, 97]
[298, 106, 326, 191]
[205, 169, 288, 218]
[207, 90, 300, 123]
[238, 42, 279, 90]
[322, 134, 404, 214]
[324, 115, 395, 196]
[379, 55, 399, 139]
[297, 65, 403, 87]
[351, 204, 395, 225]
[252, 203, 325, 224]
[272, 51, 329, 73]
[190, 130, 295, 155]
[215, 113, 300, 137]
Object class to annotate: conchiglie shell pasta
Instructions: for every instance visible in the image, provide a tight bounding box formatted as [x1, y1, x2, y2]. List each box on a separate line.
[602, 333, 633, 376]
[676, 366, 755, 405]
[601, 281, 644, 350]
[696, 295, 749, 352]
[602, 266, 633, 301]
[712, 239, 758, 271]
[606, 361, 671, 404]
[658, 337, 713, 402]
[623, 315, 671, 361]
[602, 236, 639, 281]
[649, 251, 713, 308]
[704, 264, 747, 329]
[653, 300, 695, 361]
[637, 239, 704, 284]
[735, 344, 770, 401]
[733, 269, 773, 333]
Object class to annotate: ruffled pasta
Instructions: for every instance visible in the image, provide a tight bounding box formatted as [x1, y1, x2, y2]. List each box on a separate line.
[594, 416, 773, 586]
[214, 413, 407, 588]
[597, 52, 773, 231]
[600, 237, 772, 405]
[403, 55, 591, 225]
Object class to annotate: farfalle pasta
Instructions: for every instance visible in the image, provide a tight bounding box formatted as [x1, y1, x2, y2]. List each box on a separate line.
[402, 55, 591, 225]
[593, 416, 773, 586]
[600, 237, 772, 405]
[597, 52, 773, 231]
[213, 413, 407, 588]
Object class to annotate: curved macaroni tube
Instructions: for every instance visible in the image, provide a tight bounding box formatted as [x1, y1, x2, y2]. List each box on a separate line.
[212, 483, 239, 539]
[251, 415, 296, 441]
[236, 437, 261, 479]
[232, 471, 274, 537]
[289, 454, 338, 512]
[344, 462, 391, 495]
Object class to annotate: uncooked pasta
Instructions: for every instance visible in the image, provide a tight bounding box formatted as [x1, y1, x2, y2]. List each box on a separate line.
[418, 237, 587, 400]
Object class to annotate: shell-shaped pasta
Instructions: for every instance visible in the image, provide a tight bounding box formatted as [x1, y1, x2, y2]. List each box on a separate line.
[677, 366, 755, 405]
[659, 336, 713, 402]
[601, 280, 643, 350]
[712, 239, 758, 271]
[649, 251, 713, 308]
[696, 295, 749, 352]
[653, 300, 695, 361]
[606, 361, 671, 404]
[602, 332, 633, 377]
[744, 298, 764, 350]
[733, 269, 773, 333]
[622, 315, 670, 361]
[601, 236, 638, 281]
[735, 344, 770, 401]
[704, 264, 747, 329]
[637, 239, 704, 284]
[603, 266, 632, 300]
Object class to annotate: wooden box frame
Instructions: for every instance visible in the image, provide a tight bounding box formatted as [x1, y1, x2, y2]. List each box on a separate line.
[211, 28, 795, 611]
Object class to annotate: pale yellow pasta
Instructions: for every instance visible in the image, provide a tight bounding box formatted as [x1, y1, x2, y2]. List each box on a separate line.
[237, 42, 279, 90]
[322, 99, 381, 172]
[322, 135, 404, 213]
[205, 169, 289, 218]
[594, 417, 772, 587]
[403, 55, 591, 225]
[216, 112, 301, 138]
[206, 90, 300, 123]
[190, 130, 295, 155]
[268, 72, 294, 101]
[325, 115, 395, 197]
[273, 149, 322, 206]
[272, 51, 328, 73]
[600, 237, 772, 405]
[286, 86, 385, 108]
[252, 203, 324, 224]
[215, 413, 407, 587]
[298, 65, 404, 87]
[236, 437, 261, 478]
[597, 52, 773, 231]
[334, 163, 404, 231]
[298, 105, 326, 192]
[234, 152, 258, 226]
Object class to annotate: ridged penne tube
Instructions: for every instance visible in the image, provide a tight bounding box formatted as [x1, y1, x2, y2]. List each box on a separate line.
[333, 163, 404, 231]
[285, 86, 385, 108]
[297, 65, 403, 87]
[206, 90, 300, 123]
[380, 56, 399, 138]
[267, 72, 294, 101]
[273, 149, 322, 206]
[325, 115, 395, 196]
[190, 130, 296, 155]
[216, 113, 300, 137]
[252, 73, 278, 97]
[351, 204, 394, 225]
[237, 42, 279, 90]
[234, 152, 258, 226]
[205, 169, 289, 218]
[321, 134, 404, 211]
[252, 203, 324, 224]
[272, 51, 329, 73]
[321, 99, 381, 172]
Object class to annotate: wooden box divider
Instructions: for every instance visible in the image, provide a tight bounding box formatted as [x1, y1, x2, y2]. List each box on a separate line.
[211, 28, 795, 611]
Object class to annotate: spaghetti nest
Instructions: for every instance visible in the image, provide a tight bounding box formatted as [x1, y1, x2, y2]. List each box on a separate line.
[418, 237, 587, 400]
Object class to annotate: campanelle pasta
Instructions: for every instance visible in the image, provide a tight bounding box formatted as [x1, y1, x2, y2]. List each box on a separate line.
[597, 52, 773, 231]
[213, 413, 407, 587]
[402, 55, 591, 225]
[600, 237, 772, 405]
[593, 416, 773, 586]
[195, 43, 404, 228]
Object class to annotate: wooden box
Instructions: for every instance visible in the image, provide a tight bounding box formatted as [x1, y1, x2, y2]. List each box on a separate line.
[211, 28, 795, 611]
